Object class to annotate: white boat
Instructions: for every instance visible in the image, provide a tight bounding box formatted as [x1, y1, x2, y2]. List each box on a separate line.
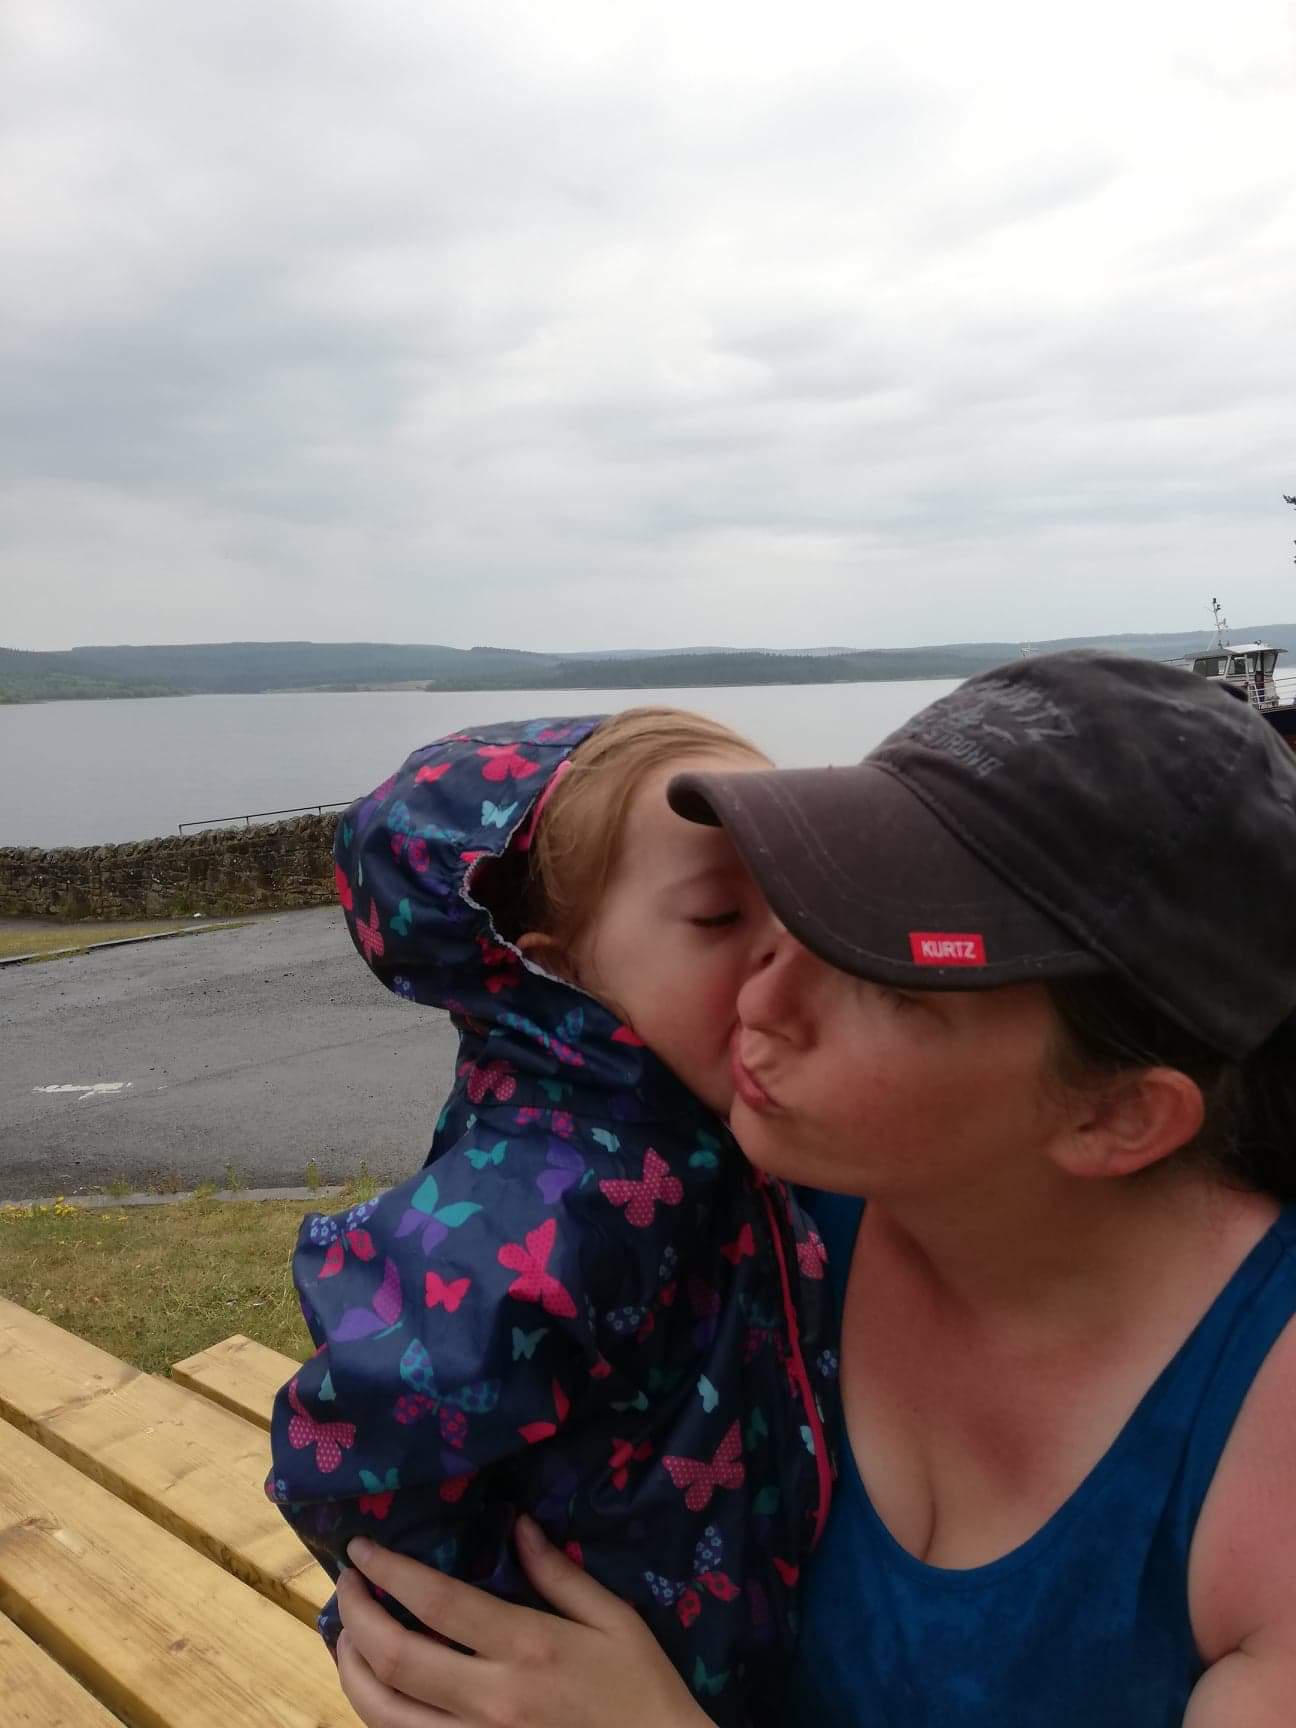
[1181, 603, 1296, 745]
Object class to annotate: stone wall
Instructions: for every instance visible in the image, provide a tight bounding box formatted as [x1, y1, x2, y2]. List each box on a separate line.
[0, 814, 339, 920]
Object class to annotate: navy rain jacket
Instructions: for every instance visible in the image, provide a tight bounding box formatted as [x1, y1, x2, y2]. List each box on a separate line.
[267, 718, 838, 1726]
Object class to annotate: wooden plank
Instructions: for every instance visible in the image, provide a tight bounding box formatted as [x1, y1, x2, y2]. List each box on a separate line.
[170, 1333, 299, 1431]
[0, 1611, 123, 1727]
[0, 1300, 328, 1626]
[0, 1420, 358, 1728]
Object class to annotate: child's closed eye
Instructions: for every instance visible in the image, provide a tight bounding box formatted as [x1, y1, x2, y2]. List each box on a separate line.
[690, 910, 741, 929]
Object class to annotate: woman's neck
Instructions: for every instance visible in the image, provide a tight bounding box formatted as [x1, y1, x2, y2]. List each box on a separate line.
[864, 1167, 1279, 1350]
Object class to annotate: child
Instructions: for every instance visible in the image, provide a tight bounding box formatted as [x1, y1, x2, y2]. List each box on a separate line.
[267, 710, 838, 1727]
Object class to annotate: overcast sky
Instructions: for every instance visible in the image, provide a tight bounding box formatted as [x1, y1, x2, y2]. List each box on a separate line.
[3, 0, 1294, 654]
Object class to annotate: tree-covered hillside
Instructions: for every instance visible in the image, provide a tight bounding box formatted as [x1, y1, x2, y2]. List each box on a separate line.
[3, 625, 1293, 703]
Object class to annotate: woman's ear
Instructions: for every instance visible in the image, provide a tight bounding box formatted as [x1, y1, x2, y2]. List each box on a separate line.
[1051, 1067, 1206, 1182]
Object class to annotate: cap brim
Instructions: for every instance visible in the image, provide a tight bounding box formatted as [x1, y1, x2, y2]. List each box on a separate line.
[669, 762, 1103, 989]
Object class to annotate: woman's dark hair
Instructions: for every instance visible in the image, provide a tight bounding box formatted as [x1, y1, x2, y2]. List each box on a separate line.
[1047, 977, 1296, 1203]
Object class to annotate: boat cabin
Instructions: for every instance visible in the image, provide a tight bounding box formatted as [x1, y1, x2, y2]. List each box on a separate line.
[1185, 639, 1285, 711]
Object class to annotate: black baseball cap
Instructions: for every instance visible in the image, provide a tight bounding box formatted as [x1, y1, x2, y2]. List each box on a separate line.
[669, 651, 1296, 1060]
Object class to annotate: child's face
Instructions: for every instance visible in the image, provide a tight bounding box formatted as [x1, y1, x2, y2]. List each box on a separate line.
[567, 752, 777, 1116]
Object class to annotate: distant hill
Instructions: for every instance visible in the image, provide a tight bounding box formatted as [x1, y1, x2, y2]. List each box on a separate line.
[3, 625, 1294, 703]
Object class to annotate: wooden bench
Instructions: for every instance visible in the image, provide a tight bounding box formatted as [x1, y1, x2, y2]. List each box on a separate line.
[0, 1298, 356, 1726]
[172, 1331, 292, 1430]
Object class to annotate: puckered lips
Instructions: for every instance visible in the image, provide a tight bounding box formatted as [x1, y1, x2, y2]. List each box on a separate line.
[729, 1029, 778, 1114]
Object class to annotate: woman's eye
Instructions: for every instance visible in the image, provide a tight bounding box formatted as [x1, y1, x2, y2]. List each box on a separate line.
[690, 910, 741, 929]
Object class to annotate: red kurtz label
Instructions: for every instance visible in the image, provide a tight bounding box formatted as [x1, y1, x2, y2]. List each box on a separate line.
[908, 932, 987, 966]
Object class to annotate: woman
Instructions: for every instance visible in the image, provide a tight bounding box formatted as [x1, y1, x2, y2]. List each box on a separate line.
[331, 652, 1296, 1727]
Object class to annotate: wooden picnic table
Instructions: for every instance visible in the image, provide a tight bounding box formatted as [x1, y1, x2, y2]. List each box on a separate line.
[0, 1298, 359, 1726]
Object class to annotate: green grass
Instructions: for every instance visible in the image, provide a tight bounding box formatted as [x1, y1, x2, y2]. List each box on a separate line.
[0, 918, 204, 960]
[0, 1188, 377, 1375]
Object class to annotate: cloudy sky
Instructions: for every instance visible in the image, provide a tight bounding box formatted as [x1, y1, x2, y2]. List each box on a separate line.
[3, 0, 1294, 653]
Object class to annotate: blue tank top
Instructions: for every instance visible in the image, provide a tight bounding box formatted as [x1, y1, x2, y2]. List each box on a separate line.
[787, 1193, 1296, 1727]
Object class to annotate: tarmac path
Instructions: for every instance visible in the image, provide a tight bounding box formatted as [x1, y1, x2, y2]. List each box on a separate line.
[0, 908, 459, 1201]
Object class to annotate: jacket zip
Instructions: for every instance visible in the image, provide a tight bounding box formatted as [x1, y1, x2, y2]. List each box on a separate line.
[756, 1173, 833, 1549]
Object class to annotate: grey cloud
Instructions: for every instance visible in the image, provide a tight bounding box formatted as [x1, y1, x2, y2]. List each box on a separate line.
[2, 0, 1294, 653]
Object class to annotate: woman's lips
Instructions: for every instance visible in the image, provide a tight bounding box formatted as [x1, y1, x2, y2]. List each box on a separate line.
[730, 1037, 778, 1113]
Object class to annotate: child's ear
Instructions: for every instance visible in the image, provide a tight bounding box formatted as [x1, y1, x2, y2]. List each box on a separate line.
[516, 931, 572, 978]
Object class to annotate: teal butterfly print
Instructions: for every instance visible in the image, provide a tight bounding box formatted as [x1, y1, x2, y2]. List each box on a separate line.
[466, 1142, 506, 1171]
[691, 1658, 730, 1698]
[481, 800, 518, 829]
[512, 1325, 548, 1361]
[390, 898, 413, 937]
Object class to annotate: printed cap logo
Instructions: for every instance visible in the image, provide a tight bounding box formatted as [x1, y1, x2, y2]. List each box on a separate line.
[909, 932, 987, 966]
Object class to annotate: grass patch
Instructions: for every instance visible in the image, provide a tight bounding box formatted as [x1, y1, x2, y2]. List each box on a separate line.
[0, 1192, 374, 1374]
[0, 916, 245, 961]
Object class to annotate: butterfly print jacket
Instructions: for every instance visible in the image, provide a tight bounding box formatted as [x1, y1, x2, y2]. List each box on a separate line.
[267, 718, 839, 1727]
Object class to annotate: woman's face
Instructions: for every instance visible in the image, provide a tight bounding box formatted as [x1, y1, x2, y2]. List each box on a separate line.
[728, 929, 1066, 1201]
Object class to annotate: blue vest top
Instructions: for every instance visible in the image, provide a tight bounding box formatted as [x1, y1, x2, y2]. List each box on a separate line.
[787, 1193, 1296, 1727]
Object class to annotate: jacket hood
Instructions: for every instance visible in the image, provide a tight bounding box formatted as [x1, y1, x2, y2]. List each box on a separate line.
[335, 716, 677, 1099]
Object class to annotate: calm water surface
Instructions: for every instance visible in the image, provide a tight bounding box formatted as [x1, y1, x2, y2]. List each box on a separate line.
[1, 681, 960, 847]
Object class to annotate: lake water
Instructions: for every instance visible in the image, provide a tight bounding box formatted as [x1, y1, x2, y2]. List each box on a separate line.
[1, 680, 961, 848]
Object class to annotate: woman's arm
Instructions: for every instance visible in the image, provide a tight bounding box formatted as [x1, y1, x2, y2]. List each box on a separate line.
[336, 1519, 710, 1728]
[1183, 1317, 1296, 1728]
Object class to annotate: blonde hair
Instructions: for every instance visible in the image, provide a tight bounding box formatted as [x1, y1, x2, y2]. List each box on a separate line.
[519, 707, 769, 951]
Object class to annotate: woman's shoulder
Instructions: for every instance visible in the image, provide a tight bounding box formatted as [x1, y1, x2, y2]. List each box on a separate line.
[1189, 1213, 1296, 1683]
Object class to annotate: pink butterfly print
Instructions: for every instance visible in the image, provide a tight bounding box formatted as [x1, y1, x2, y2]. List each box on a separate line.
[773, 1557, 799, 1587]
[609, 1436, 653, 1490]
[599, 1149, 683, 1228]
[519, 1377, 571, 1445]
[355, 900, 385, 964]
[463, 1059, 516, 1105]
[720, 1223, 755, 1266]
[415, 763, 451, 785]
[477, 745, 541, 783]
[796, 1230, 827, 1280]
[611, 1025, 646, 1046]
[536, 1142, 584, 1205]
[333, 1257, 405, 1342]
[425, 1272, 471, 1313]
[318, 1228, 375, 1279]
[286, 1378, 357, 1475]
[662, 1421, 746, 1513]
[334, 865, 354, 912]
[476, 946, 521, 1002]
[497, 1217, 578, 1318]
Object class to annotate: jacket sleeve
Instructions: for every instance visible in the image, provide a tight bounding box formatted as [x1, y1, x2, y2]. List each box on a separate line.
[266, 1139, 623, 1646]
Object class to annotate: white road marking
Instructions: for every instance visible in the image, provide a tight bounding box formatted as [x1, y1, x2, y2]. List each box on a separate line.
[33, 1082, 133, 1098]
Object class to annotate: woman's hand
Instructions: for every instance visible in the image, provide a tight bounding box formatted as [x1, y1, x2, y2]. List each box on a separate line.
[335, 1515, 711, 1728]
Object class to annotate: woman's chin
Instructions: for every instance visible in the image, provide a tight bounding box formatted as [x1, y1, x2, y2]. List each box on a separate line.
[729, 1102, 797, 1179]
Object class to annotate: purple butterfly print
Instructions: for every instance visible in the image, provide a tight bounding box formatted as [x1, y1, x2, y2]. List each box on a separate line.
[355, 774, 397, 835]
[393, 1172, 482, 1254]
[333, 1258, 405, 1342]
[535, 1141, 584, 1205]
[306, 1197, 380, 1249]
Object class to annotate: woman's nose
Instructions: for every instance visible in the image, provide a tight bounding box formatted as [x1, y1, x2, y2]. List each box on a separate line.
[738, 925, 816, 1041]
